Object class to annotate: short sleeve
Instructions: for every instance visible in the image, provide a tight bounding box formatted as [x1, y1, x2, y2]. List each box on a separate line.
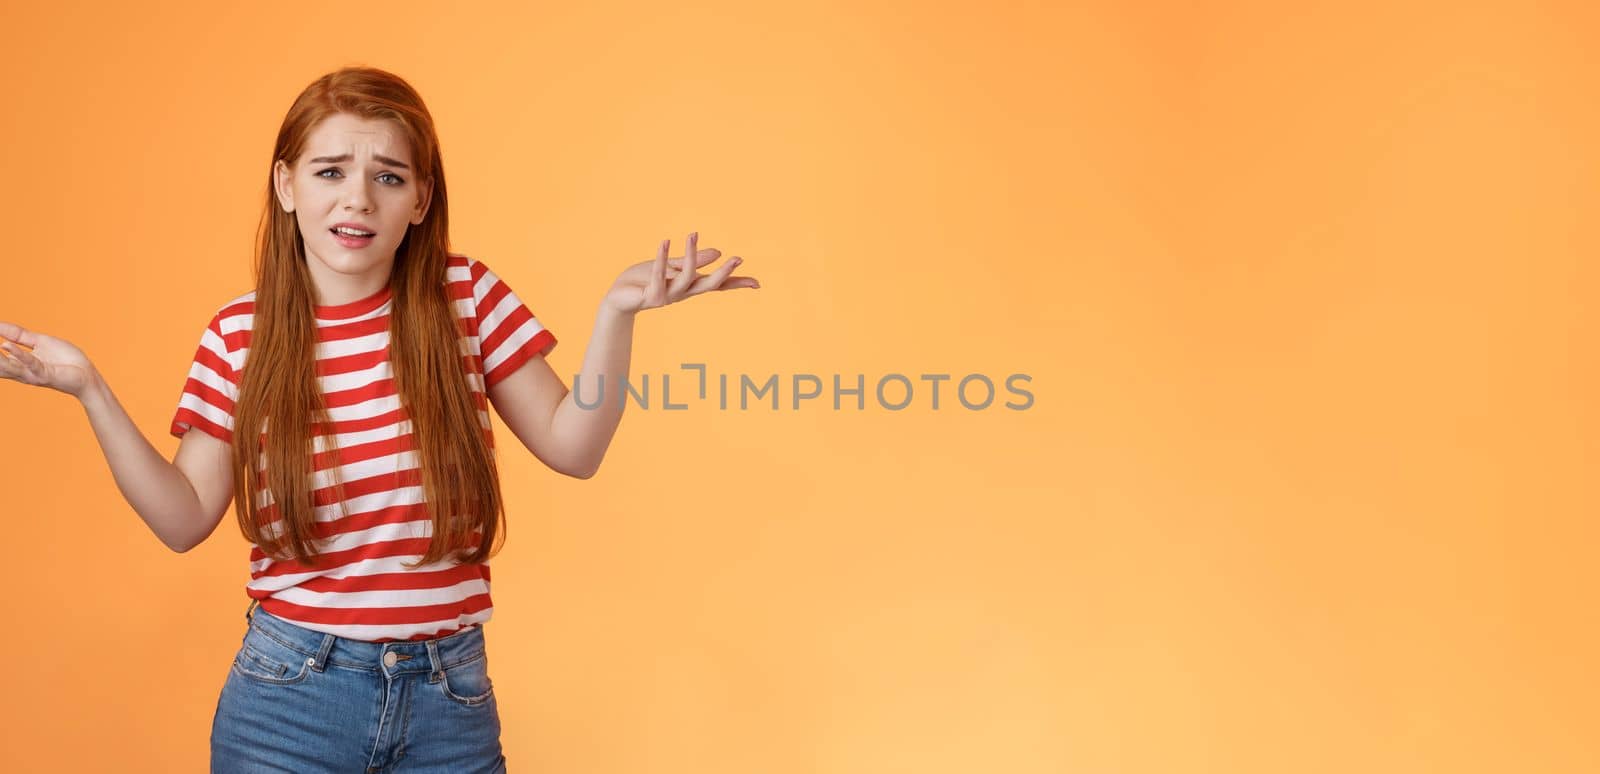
[170, 309, 239, 443]
[471, 259, 557, 389]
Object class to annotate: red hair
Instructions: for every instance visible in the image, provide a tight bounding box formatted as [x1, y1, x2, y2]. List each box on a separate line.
[231, 66, 506, 568]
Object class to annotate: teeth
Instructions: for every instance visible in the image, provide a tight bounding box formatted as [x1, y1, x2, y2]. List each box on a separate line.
[334, 227, 374, 237]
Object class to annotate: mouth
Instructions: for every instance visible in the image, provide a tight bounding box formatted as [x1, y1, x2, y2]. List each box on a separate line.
[330, 225, 376, 247]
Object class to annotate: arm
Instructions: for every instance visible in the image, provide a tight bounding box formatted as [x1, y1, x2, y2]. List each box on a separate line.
[487, 232, 758, 479]
[79, 369, 227, 552]
[1, 325, 226, 553]
[489, 305, 633, 479]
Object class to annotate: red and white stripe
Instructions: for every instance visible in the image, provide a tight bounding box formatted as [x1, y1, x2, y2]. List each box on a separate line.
[170, 254, 555, 641]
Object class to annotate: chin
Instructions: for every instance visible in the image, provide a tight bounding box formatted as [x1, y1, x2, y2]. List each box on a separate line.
[309, 249, 381, 273]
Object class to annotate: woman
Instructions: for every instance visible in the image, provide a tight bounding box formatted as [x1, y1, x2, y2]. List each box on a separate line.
[0, 65, 758, 772]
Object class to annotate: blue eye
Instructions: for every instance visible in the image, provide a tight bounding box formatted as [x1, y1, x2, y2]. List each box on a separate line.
[315, 168, 405, 185]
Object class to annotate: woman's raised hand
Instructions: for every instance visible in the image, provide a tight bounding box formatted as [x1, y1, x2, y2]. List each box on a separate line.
[0, 322, 98, 398]
[602, 231, 759, 316]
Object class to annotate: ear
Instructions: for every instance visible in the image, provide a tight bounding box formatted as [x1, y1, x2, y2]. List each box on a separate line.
[411, 177, 434, 225]
[273, 159, 295, 213]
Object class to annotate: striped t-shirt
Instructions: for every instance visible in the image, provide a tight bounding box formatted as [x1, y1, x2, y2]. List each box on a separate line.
[169, 254, 556, 641]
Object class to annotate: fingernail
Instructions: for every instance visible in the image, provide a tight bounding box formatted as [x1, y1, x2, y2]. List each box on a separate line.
[731, 257, 743, 266]
[690, 231, 698, 240]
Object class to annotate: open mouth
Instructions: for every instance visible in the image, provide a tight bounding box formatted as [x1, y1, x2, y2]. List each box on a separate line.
[331, 226, 376, 247]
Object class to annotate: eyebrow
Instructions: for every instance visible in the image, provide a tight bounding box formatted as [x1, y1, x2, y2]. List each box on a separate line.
[307, 153, 411, 171]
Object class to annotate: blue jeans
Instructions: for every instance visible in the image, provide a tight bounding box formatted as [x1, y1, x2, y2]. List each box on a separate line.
[210, 600, 507, 773]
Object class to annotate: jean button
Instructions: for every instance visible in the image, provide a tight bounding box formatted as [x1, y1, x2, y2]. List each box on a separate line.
[383, 651, 398, 668]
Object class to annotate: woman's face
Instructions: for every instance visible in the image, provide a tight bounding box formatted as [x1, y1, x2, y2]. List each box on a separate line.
[272, 113, 432, 301]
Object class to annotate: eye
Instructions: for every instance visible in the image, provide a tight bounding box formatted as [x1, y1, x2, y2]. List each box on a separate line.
[315, 167, 342, 179]
[378, 172, 405, 185]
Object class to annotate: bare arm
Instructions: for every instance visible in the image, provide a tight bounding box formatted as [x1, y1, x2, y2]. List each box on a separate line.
[78, 369, 230, 552]
[486, 232, 758, 478]
[4, 324, 233, 553]
[489, 305, 633, 479]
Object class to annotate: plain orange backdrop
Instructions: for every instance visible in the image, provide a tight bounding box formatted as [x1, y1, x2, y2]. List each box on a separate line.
[1, 1, 1595, 771]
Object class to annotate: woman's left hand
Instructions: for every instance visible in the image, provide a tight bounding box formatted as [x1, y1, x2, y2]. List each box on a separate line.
[602, 231, 759, 316]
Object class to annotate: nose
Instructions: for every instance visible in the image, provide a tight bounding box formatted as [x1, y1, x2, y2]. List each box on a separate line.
[342, 179, 375, 214]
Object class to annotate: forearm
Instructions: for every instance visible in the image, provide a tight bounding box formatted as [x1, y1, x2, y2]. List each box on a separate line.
[77, 370, 208, 552]
[548, 304, 637, 478]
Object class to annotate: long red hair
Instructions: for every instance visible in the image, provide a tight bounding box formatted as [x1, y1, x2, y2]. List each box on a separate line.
[231, 66, 506, 568]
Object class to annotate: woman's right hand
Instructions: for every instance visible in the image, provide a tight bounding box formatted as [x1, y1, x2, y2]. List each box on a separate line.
[0, 322, 98, 399]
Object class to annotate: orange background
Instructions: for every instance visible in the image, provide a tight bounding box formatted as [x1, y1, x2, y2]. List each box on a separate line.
[1, 1, 1596, 771]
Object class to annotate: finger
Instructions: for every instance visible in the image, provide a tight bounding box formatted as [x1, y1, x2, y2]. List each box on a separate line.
[697, 276, 758, 293]
[0, 341, 35, 375]
[639, 249, 715, 279]
[0, 350, 22, 381]
[687, 255, 745, 296]
[2, 339, 38, 369]
[672, 231, 704, 297]
[670, 232, 698, 297]
[645, 239, 669, 308]
[658, 254, 713, 274]
[0, 322, 37, 349]
[689, 247, 720, 268]
[661, 249, 716, 266]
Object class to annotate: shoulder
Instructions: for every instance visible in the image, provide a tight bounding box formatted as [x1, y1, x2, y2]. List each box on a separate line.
[447, 253, 521, 310]
[213, 290, 257, 323]
[445, 252, 488, 307]
[446, 252, 497, 289]
[207, 290, 257, 354]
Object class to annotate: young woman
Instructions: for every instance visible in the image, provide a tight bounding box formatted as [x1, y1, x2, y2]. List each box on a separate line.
[0, 66, 758, 773]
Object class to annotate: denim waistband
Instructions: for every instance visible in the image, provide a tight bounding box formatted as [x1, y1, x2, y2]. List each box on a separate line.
[243, 599, 488, 676]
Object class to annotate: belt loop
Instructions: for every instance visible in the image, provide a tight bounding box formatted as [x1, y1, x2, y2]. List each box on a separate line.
[425, 639, 443, 683]
[244, 598, 260, 624]
[311, 633, 336, 672]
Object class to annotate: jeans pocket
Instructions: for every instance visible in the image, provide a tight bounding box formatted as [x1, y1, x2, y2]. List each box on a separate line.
[231, 626, 313, 686]
[437, 652, 495, 706]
